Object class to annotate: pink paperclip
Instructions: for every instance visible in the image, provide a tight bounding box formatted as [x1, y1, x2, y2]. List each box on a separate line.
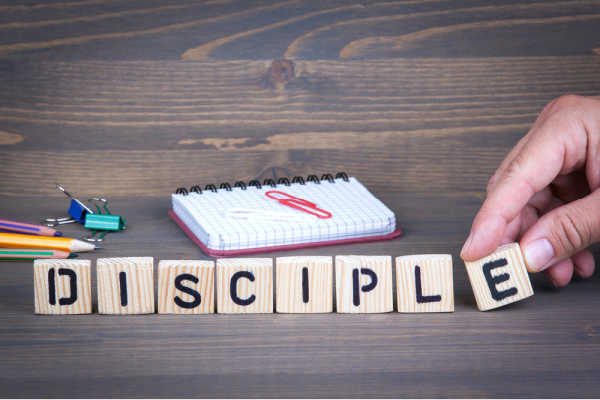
[265, 190, 332, 219]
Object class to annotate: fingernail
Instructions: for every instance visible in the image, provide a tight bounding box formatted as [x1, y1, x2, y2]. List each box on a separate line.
[523, 238, 554, 272]
[460, 231, 475, 258]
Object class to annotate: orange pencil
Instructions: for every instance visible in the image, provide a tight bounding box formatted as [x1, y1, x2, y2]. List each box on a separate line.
[0, 233, 97, 253]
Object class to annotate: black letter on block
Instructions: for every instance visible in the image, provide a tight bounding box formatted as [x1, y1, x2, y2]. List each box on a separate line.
[48, 268, 56, 305]
[415, 265, 441, 304]
[119, 271, 128, 307]
[174, 273, 201, 309]
[58, 268, 77, 306]
[302, 267, 309, 303]
[482, 258, 518, 301]
[230, 271, 256, 306]
[352, 268, 378, 306]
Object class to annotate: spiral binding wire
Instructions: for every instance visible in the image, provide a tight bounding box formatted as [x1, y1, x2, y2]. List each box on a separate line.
[175, 172, 349, 195]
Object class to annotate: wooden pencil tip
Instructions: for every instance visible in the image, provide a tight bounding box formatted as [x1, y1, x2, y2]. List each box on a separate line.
[68, 253, 79, 258]
[54, 232, 63, 237]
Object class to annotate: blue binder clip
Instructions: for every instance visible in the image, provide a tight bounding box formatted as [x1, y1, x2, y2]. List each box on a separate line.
[44, 184, 94, 226]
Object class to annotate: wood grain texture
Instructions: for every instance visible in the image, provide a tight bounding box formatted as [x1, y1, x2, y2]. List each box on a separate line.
[157, 260, 215, 314]
[97, 257, 155, 314]
[396, 254, 454, 313]
[465, 243, 534, 311]
[2, 0, 600, 397]
[216, 258, 273, 313]
[33, 259, 92, 315]
[335, 255, 393, 313]
[276, 256, 333, 313]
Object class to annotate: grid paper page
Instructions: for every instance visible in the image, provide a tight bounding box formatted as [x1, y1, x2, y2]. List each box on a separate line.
[172, 177, 395, 251]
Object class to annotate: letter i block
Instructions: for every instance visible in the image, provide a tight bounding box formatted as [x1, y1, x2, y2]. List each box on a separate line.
[276, 256, 333, 313]
[396, 255, 454, 313]
[34, 259, 92, 314]
[158, 260, 215, 314]
[335, 255, 393, 313]
[464, 243, 534, 311]
[97, 257, 155, 314]
[216, 258, 273, 314]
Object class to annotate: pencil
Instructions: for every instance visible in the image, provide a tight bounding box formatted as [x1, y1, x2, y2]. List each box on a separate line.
[0, 219, 62, 237]
[0, 233, 98, 253]
[0, 248, 77, 260]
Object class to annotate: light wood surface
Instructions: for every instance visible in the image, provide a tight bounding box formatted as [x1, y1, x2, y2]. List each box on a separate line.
[396, 254, 454, 313]
[158, 260, 215, 314]
[276, 256, 333, 313]
[464, 243, 534, 311]
[33, 259, 92, 315]
[216, 258, 273, 314]
[1, 0, 600, 397]
[335, 255, 393, 313]
[97, 257, 155, 314]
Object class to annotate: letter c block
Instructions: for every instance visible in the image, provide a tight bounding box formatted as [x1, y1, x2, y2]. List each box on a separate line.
[34, 259, 92, 314]
[216, 258, 273, 314]
[158, 260, 215, 314]
[335, 255, 393, 313]
[464, 243, 534, 311]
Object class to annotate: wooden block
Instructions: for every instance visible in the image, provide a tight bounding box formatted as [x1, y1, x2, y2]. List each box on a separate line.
[276, 256, 333, 313]
[33, 259, 92, 314]
[158, 260, 215, 314]
[335, 255, 393, 313]
[216, 258, 273, 313]
[464, 243, 534, 311]
[396, 254, 454, 313]
[97, 257, 155, 314]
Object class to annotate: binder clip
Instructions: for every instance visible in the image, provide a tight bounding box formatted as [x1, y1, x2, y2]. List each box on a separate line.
[44, 184, 94, 226]
[83, 198, 126, 242]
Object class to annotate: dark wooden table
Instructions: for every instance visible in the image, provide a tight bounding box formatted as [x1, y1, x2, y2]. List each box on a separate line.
[1, 1, 599, 397]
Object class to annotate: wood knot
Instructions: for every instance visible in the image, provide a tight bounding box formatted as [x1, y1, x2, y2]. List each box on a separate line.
[262, 59, 295, 89]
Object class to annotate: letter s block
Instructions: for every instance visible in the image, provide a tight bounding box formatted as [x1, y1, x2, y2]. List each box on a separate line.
[216, 258, 273, 314]
[97, 257, 155, 314]
[396, 254, 454, 313]
[464, 243, 534, 311]
[335, 255, 393, 313]
[158, 260, 215, 314]
[34, 259, 92, 314]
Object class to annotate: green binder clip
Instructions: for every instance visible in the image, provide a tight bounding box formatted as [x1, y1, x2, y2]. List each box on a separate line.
[83, 198, 126, 242]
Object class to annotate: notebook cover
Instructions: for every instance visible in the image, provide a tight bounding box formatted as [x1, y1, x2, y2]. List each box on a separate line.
[169, 209, 402, 257]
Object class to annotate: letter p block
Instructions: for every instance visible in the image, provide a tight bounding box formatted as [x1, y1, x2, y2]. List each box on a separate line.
[464, 243, 534, 311]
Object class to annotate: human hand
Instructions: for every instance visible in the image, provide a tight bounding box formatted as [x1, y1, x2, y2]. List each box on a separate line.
[461, 95, 600, 287]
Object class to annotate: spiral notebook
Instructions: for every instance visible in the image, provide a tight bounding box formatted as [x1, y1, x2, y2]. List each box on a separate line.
[169, 173, 401, 257]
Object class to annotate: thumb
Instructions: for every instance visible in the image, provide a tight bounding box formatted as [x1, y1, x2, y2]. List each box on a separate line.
[521, 189, 600, 272]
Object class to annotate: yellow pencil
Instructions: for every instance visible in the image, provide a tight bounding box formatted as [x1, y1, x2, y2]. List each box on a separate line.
[0, 232, 98, 252]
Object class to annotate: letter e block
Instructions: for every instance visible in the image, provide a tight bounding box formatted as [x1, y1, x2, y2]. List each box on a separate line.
[276, 256, 333, 313]
[216, 258, 273, 314]
[97, 257, 155, 314]
[464, 243, 534, 311]
[158, 260, 215, 314]
[396, 254, 454, 313]
[34, 259, 92, 314]
[335, 255, 393, 313]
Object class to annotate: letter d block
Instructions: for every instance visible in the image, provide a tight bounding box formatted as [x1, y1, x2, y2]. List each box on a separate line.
[396, 255, 454, 313]
[158, 260, 215, 314]
[34, 259, 92, 314]
[97, 257, 155, 314]
[216, 258, 273, 314]
[465, 243, 534, 311]
[276, 256, 333, 313]
[335, 255, 393, 313]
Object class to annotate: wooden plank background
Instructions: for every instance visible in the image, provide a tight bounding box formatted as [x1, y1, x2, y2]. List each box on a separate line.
[0, 0, 599, 397]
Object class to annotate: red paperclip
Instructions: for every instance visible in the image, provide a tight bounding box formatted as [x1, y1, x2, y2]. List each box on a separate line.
[265, 190, 332, 219]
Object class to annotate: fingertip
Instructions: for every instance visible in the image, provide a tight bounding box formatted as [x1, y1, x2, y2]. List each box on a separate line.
[460, 214, 506, 261]
[544, 259, 574, 287]
[572, 250, 595, 279]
